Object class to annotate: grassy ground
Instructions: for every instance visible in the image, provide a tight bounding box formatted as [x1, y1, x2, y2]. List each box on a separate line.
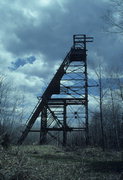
[0, 145, 122, 180]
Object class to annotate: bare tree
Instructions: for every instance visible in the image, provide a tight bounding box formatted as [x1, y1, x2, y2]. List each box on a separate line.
[104, 0, 123, 33]
[89, 111, 102, 146]
[110, 87, 120, 150]
[115, 73, 123, 102]
[0, 74, 24, 143]
[107, 71, 123, 149]
[94, 64, 107, 151]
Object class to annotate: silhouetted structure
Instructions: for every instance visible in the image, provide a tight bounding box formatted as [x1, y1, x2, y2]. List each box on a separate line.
[18, 34, 93, 146]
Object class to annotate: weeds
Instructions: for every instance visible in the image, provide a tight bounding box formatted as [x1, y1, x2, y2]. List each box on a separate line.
[0, 145, 122, 180]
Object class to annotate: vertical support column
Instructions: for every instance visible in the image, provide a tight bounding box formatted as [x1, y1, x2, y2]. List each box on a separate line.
[39, 106, 47, 144]
[63, 100, 67, 146]
[84, 35, 89, 145]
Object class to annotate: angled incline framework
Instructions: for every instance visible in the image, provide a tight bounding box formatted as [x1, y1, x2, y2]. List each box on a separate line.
[18, 34, 93, 145]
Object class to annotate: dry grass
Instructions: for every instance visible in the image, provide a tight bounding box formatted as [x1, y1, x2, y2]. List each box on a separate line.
[0, 145, 122, 180]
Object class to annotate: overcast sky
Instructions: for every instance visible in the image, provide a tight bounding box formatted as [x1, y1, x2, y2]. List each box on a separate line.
[0, 0, 122, 119]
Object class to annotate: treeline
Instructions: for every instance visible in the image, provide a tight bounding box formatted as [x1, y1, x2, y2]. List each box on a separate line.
[0, 74, 24, 143]
[89, 105, 123, 150]
[0, 73, 123, 150]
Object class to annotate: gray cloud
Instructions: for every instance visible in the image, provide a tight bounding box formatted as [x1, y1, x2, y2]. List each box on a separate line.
[0, 0, 122, 76]
[0, 0, 112, 61]
[0, 0, 122, 121]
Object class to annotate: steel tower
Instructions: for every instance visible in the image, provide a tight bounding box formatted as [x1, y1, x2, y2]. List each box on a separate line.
[18, 34, 93, 145]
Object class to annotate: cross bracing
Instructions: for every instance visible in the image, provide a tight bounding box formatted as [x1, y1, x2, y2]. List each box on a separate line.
[17, 34, 93, 146]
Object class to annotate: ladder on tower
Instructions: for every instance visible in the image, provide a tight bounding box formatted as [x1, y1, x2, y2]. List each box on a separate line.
[17, 50, 72, 144]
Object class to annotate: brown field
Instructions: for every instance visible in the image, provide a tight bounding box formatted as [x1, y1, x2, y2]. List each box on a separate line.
[0, 145, 122, 180]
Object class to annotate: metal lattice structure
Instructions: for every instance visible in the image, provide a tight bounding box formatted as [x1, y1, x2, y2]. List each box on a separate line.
[18, 34, 93, 146]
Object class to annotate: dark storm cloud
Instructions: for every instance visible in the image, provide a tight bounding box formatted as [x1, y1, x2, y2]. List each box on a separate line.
[0, 1, 109, 57]
[0, 0, 122, 71]
[0, 0, 122, 119]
